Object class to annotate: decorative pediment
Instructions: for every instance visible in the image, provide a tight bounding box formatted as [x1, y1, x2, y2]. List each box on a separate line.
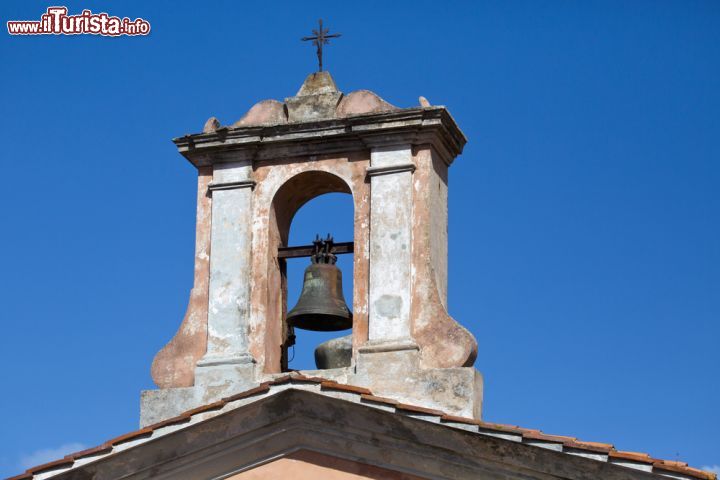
[14, 385, 711, 480]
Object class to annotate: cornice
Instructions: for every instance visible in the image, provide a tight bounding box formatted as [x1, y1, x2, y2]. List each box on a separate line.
[173, 107, 467, 168]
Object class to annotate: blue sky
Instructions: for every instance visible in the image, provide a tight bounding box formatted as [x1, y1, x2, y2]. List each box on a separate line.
[1, 0, 718, 476]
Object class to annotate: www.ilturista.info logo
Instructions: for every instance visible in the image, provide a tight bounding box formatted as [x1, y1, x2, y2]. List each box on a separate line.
[7, 6, 150, 36]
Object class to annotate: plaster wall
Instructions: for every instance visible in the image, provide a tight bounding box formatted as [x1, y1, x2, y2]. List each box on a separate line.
[368, 146, 414, 344]
[201, 161, 254, 366]
[151, 167, 212, 388]
[229, 450, 426, 480]
[410, 147, 477, 369]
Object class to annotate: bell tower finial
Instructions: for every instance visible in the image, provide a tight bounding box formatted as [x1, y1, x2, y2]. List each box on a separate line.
[301, 19, 341, 71]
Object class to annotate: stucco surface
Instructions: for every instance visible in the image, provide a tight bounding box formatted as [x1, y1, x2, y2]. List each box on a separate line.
[367, 146, 414, 345]
[411, 147, 477, 368]
[229, 450, 426, 480]
[151, 167, 212, 388]
[336, 89, 398, 117]
[233, 99, 287, 127]
[201, 161, 254, 367]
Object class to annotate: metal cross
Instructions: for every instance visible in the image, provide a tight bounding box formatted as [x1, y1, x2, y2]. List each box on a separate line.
[301, 19, 341, 72]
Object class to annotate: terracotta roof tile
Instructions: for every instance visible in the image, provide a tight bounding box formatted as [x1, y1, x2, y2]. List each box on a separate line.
[477, 421, 525, 434]
[320, 380, 371, 395]
[396, 403, 445, 416]
[5, 473, 32, 480]
[26, 457, 74, 475]
[566, 439, 614, 453]
[269, 373, 326, 385]
[359, 393, 399, 406]
[106, 427, 154, 446]
[183, 399, 226, 416]
[144, 413, 192, 431]
[609, 450, 654, 463]
[577, 440, 614, 449]
[521, 430, 575, 443]
[679, 467, 717, 480]
[658, 460, 688, 467]
[288, 373, 326, 383]
[440, 413, 482, 426]
[222, 383, 271, 402]
[269, 374, 292, 385]
[66, 444, 113, 460]
[654, 461, 716, 480]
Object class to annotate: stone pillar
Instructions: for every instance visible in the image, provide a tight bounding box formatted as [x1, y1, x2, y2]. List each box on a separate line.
[195, 161, 256, 387]
[364, 145, 417, 352]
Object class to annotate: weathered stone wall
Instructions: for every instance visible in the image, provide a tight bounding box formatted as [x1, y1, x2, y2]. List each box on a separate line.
[367, 146, 415, 347]
[411, 147, 477, 369]
[428, 149, 449, 307]
[193, 161, 257, 392]
[250, 153, 370, 373]
[151, 167, 212, 388]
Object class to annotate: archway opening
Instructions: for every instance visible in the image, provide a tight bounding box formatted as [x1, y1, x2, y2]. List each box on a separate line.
[267, 170, 356, 374]
[285, 192, 354, 371]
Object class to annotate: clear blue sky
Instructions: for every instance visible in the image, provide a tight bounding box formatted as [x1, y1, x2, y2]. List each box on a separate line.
[1, 0, 718, 476]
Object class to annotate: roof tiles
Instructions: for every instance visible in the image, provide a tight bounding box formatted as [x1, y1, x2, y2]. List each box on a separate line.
[7, 375, 716, 480]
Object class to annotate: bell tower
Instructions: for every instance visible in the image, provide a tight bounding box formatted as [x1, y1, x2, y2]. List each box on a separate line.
[141, 71, 482, 426]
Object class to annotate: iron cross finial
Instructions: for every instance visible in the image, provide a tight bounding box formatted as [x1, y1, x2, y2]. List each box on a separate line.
[301, 19, 341, 72]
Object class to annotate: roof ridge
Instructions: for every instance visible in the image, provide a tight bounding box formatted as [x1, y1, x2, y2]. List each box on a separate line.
[6, 376, 716, 480]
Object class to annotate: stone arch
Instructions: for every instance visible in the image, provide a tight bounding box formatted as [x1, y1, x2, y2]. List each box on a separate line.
[264, 170, 356, 373]
[271, 170, 353, 246]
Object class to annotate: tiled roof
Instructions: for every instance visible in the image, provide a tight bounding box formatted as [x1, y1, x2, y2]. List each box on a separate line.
[7, 374, 716, 480]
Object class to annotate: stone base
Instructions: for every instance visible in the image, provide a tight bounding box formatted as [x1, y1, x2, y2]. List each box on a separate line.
[141, 361, 258, 427]
[295, 349, 482, 419]
[194, 361, 256, 390]
[141, 351, 482, 427]
[353, 348, 482, 419]
[141, 378, 260, 427]
[141, 387, 199, 427]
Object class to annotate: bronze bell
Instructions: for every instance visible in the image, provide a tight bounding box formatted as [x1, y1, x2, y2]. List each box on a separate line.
[287, 235, 352, 332]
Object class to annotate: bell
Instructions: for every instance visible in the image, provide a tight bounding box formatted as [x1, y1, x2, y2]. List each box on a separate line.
[287, 235, 352, 332]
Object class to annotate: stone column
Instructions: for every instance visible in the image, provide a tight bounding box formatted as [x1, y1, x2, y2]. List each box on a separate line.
[195, 160, 256, 387]
[363, 145, 417, 352]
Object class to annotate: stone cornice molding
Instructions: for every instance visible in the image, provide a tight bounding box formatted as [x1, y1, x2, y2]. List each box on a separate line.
[366, 163, 416, 177]
[207, 179, 256, 192]
[174, 107, 467, 167]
